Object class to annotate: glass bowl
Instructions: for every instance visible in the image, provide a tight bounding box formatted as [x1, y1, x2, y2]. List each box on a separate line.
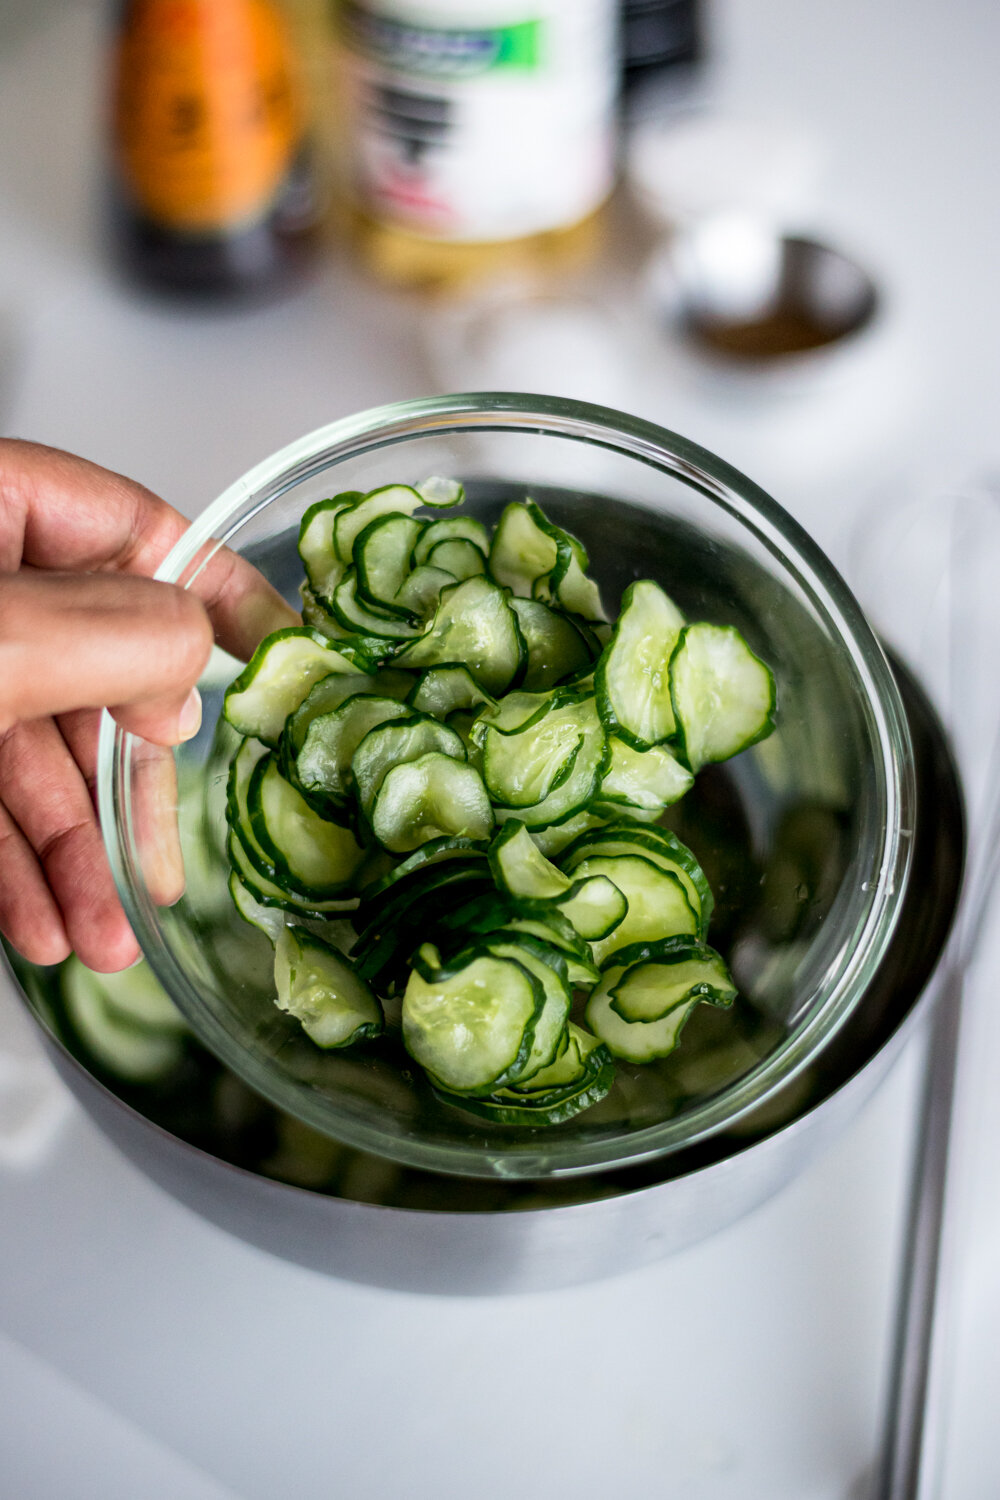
[98, 393, 915, 1180]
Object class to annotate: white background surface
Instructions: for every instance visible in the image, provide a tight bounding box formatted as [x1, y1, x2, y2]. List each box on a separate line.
[1, 1, 999, 1496]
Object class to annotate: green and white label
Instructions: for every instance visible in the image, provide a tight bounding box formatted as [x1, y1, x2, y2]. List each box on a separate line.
[338, 0, 617, 242]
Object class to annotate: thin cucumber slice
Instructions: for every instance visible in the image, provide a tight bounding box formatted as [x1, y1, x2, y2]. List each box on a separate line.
[393, 564, 455, 619]
[570, 853, 699, 966]
[482, 710, 585, 809]
[518, 502, 605, 623]
[486, 820, 624, 940]
[229, 871, 286, 943]
[227, 831, 360, 917]
[425, 537, 486, 580]
[433, 1024, 614, 1126]
[416, 475, 465, 507]
[333, 484, 424, 564]
[489, 819, 568, 901]
[606, 938, 736, 1021]
[488, 502, 559, 595]
[670, 622, 777, 771]
[296, 694, 411, 811]
[556, 876, 627, 942]
[223, 629, 366, 747]
[475, 933, 571, 1082]
[354, 512, 426, 618]
[249, 755, 366, 896]
[595, 580, 685, 750]
[560, 823, 713, 937]
[599, 736, 694, 811]
[402, 947, 544, 1094]
[413, 515, 489, 565]
[61, 957, 185, 1082]
[351, 713, 467, 818]
[274, 927, 382, 1048]
[281, 671, 381, 764]
[358, 836, 489, 903]
[528, 810, 610, 859]
[330, 570, 428, 640]
[226, 735, 281, 881]
[394, 576, 527, 696]
[585, 941, 735, 1062]
[407, 664, 496, 719]
[371, 753, 494, 853]
[510, 597, 594, 691]
[297, 493, 361, 602]
[491, 695, 607, 830]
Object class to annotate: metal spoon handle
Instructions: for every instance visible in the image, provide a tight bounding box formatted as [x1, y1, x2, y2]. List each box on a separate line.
[876, 961, 963, 1500]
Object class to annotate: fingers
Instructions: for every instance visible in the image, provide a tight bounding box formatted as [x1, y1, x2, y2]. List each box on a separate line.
[0, 800, 70, 967]
[0, 439, 298, 660]
[0, 717, 139, 971]
[58, 708, 185, 911]
[0, 571, 213, 743]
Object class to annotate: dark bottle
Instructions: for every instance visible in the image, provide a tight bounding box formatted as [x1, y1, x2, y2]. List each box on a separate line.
[108, 0, 322, 298]
[621, 0, 702, 95]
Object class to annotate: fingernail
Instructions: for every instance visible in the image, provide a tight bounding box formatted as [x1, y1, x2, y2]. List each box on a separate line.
[178, 686, 202, 741]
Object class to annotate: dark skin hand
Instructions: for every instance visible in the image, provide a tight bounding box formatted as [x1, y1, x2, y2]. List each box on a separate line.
[0, 439, 297, 972]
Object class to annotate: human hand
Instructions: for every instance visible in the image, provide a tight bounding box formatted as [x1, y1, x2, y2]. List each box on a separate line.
[0, 439, 298, 972]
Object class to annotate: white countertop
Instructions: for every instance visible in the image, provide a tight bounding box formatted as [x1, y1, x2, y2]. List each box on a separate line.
[1, 2, 999, 1495]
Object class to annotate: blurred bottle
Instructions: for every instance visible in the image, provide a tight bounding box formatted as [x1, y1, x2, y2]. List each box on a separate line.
[621, 0, 701, 96]
[331, 0, 619, 289]
[108, 0, 324, 297]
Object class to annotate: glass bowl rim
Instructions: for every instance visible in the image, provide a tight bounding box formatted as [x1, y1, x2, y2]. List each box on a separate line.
[98, 391, 916, 1179]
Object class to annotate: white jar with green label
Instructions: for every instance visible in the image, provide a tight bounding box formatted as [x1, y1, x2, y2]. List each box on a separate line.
[334, 0, 619, 284]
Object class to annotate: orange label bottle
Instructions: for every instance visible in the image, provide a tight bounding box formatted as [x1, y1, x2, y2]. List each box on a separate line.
[109, 0, 322, 296]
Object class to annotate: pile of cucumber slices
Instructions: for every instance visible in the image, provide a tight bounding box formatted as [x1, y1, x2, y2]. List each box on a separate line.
[222, 480, 776, 1128]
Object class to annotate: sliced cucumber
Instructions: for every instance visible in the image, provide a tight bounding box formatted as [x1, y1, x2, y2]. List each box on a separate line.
[274, 927, 382, 1048]
[407, 664, 496, 719]
[296, 694, 411, 812]
[416, 475, 465, 507]
[413, 515, 489, 565]
[425, 538, 486, 581]
[227, 830, 360, 917]
[595, 580, 685, 750]
[585, 940, 735, 1063]
[402, 945, 543, 1094]
[354, 512, 426, 618]
[333, 484, 424, 564]
[510, 597, 595, 691]
[229, 870, 286, 943]
[488, 820, 627, 941]
[297, 492, 360, 602]
[490, 694, 607, 830]
[599, 735, 694, 811]
[224, 629, 366, 747]
[488, 501, 559, 595]
[351, 713, 467, 819]
[560, 823, 713, 938]
[606, 938, 736, 1020]
[433, 1024, 613, 1126]
[481, 699, 586, 809]
[569, 853, 699, 966]
[248, 755, 366, 896]
[670, 622, 777, 771]
[394, 576, 526, 696]
[358, 836, 490, 903]
[371, 753, 494, 853]
[474, 932, 572, 1082]
[330, 570, 428, 640]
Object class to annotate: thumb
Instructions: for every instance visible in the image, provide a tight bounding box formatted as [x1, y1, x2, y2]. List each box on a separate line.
[0, 571, 214, 744]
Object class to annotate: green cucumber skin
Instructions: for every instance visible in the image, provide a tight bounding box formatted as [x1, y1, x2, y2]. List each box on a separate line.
[246, 754, 365, 900]
[669, 623, 778, 772]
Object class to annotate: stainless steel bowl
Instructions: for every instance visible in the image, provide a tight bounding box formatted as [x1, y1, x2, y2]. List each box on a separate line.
[6, 655, 962, 1294]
